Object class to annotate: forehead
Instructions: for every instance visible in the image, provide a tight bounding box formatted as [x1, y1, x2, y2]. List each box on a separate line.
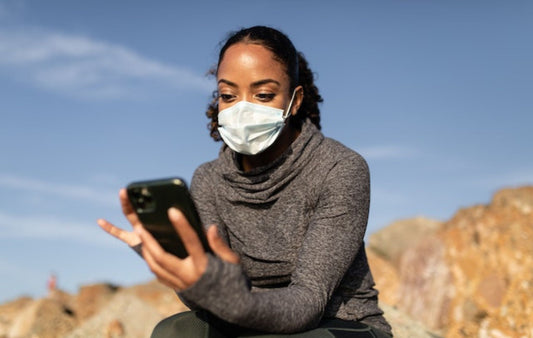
[217, 43, 289, 85]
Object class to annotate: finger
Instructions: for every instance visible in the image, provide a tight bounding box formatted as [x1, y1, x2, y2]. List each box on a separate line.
[141, 244, 188, 291]
[136, 226, 192, 278]
[97, 218, 130, 242]
[136, 226, 176, 264]
[168, 208, 207, 264]
[136, 227, 188, 290]
[207, 226, 240, 264]
[119, 188, 143, 228]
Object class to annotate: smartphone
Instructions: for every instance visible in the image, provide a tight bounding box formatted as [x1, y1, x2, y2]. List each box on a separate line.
[126, 177, 210, 258]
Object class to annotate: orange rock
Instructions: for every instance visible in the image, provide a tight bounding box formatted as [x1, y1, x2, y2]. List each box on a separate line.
[369, 186, 533, 337]
[8, 298, 77, 338]
[366, 249, 400, 306]
[105, 318, 125, 338]
[441, 186, 533, 336]
[74, 283, 120, 322]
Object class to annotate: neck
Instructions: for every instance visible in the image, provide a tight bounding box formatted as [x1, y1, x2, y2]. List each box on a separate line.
[241, 124, 301, 172]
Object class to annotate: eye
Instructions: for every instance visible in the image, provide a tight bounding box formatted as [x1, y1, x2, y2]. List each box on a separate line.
[219, 94, 236, 103]
[255, 93, 276, 102]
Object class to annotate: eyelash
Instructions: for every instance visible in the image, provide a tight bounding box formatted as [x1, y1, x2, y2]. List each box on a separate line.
[218, 93, 276, 103]
[256, 93, 275, 101]
[219, 94, 235, 103]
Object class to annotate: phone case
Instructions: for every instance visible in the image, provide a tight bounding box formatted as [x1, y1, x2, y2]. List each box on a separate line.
[126, 177, 210, 258]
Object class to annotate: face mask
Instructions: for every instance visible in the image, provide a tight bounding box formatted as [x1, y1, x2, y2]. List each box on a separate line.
[217, 90, 296, 155]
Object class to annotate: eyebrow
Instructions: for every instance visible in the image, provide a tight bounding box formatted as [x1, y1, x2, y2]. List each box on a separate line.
[217, 78, 281, 88]
[251, 79, 281, 87]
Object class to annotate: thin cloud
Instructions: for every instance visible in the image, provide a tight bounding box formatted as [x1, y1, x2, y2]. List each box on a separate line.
[371, 187, 411, 205]
[506, 170, 533, 186]
[359, 145, 419, 160]
[470, 168, 533, 190]
[0, 27, 213, 99]
[0, 210, 119, 248]
[0, 256, 42, 284]
[0, 173, 117, 207]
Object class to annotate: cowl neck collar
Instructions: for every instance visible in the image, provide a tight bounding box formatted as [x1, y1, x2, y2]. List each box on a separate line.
[216, 119, 324, 204]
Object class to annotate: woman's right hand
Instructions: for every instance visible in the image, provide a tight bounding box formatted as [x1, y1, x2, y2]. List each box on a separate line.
[97, 188, 143, 247]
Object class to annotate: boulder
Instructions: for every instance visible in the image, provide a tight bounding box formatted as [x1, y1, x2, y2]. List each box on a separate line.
[396, 233, 453, 330]
[74, 283, 120, 322]
[369, 186, 533, 337]
[64, 292, 165, 338]
[119, 279, 188, 317]
[381, 303, 443, 338]
[442, 186, 533, 337]
[366, 249, 400, 306]
[368, 216, 443, 267]
[7, 298, 77, 338]
[0, 297, 34, 337]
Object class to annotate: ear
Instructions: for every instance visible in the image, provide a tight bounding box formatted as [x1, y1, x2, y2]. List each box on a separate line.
[291, 85, 304, 116]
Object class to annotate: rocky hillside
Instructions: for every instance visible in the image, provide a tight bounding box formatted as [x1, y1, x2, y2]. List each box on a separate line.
[0, 281, 188, 338]
[0, 280, 436, 338]
[367, 186, 533, 337]
[1, 186, 531, 338]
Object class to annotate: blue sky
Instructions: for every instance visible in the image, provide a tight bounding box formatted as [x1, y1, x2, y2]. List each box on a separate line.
[1, 0, 531, 303]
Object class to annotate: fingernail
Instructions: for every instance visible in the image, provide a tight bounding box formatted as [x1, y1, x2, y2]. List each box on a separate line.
[168, 207, 180, 219]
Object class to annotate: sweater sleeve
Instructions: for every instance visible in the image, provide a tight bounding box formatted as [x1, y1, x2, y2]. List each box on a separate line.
[180, 156, 370, 333]
[178, 163, 229, 311]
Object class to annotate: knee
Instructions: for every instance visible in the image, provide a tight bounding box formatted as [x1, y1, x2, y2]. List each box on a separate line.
[151, 311, 208, 338]
[151, 315, 177, 338]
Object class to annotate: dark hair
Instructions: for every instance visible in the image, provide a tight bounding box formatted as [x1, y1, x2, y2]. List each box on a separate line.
[205, 26, 323, 141]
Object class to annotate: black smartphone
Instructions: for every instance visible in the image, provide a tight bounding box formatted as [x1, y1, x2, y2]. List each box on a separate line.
[126, 177, 210, 258]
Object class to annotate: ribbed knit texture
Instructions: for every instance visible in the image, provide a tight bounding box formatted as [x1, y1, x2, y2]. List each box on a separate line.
[180, 119, 391, 334]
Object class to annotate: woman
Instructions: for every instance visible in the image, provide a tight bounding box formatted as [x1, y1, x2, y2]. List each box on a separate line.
[98, 26, 392, 337]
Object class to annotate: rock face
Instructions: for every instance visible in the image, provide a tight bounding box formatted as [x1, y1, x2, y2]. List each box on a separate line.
[5, 298, 77, 338]
[74, 283, 119, 322]
[368, 186, 533, 337]
[64, 292, 164, 338]
[0, 280, 186, 338]
[367, 216, 443, 267]
[444, 187, 533, 337]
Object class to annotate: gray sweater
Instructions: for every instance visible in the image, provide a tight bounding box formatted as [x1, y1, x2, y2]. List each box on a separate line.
[180, 119, 391, 334]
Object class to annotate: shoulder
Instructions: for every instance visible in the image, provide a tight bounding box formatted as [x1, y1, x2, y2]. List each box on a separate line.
[307, 136, 370, 216]
[190, 159, 219, 194]
[193, 159, 218, 180]
[318, 137, 369, 178]
[301, 135, 370, 202]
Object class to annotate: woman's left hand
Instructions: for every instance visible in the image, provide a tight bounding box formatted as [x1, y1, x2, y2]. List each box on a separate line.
[136, 207, 239, 291]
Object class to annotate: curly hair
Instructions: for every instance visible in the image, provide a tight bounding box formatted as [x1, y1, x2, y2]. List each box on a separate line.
[205, 26, 323, 141]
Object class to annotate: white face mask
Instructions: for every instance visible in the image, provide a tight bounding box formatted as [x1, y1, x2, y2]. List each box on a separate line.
[217, 90, 296, 155]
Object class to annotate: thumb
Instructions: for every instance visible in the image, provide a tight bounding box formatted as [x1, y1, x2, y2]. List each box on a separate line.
[207, 226, 239, 264]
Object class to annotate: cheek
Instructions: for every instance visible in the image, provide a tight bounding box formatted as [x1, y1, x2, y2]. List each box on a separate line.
[217, 100, 232, 112]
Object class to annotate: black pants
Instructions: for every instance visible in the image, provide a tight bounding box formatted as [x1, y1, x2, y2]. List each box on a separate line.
[151, 311, 392, 338]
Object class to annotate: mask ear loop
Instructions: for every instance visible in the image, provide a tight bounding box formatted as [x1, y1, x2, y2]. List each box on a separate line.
[282, 89, 298, 119]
